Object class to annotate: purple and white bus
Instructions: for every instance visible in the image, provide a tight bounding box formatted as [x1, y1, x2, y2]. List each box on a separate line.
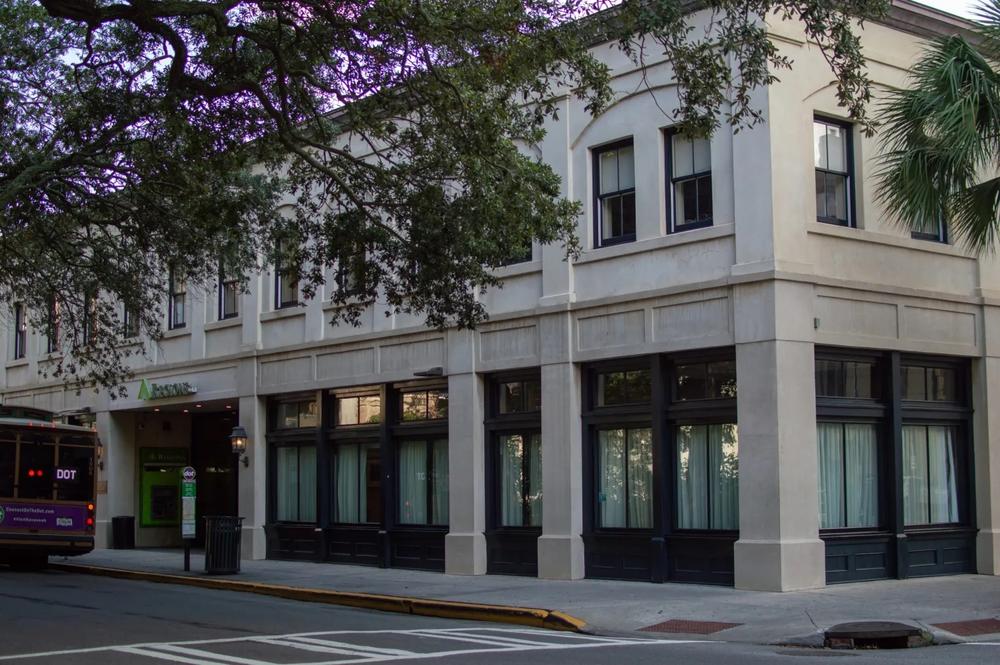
[0, 407, 96, 569]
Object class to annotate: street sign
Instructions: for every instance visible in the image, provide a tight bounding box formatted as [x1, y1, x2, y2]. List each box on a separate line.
[181, 467, 196, 540]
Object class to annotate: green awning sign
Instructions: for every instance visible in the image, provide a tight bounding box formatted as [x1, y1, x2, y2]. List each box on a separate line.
[138, 379, 197, 400]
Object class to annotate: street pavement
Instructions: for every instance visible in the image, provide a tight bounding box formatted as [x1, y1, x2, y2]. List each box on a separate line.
[1, 569, 999, 664]
[64, 548, 1000, 645]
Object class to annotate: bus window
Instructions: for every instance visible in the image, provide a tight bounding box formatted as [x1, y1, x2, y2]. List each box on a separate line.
[0, 432, 15, 498]
[19, 437, 56, 500]
[56, 445, 94, 502]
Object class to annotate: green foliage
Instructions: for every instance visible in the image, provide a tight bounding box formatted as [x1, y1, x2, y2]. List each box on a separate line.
[877, 0, 1000, 252]
[1, 0, 886, 392]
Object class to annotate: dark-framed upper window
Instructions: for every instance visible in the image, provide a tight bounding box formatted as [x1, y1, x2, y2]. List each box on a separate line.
[593, 139, 636, 247]
[219, 259, 239, 320]
[274, 237, 300, 309]
[814, 116, 854, 227]
[275, 399, 319, 429]
[400, 389, 448, 421]
[335, 245, 365, 298]
[168, 268, 186, 329]
[45, 295, 60, 354]
[815, 357, 881, 400]
[674, 360, 736, 401]
[13, 303, 26, 360]
[595, 369, 651, 407]
[497, 379, 541, 415]
[123, 303, 140, 339]
[912, 212, 948, 244]
[901, 363, 960, 403]
[336, 393, 382, 426]
[82, 291, 97, 347]
[667, 130, 712, 232]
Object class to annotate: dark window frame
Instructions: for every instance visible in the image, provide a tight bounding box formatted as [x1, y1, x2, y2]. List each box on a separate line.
[814, 115, 856, 228]
[911, 212, 948, 244]
[167, 267, 187, 330]
[267, 395, 320, 525]
[218, 259, 240, 320]
[45, 294, 60, 354]
[123, 303, 140, 339]
[485, 371, 542, 532]
[13, 303, 26, 360]
[665, 128, 713, 233]
[390, 380, 450, 530]
[592, 138, 637, 248]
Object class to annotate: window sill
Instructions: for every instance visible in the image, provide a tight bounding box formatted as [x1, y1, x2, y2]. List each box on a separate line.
[5, 358, 29, 369]
[204, 317, 242, 332]
[491, 259, 542, 279]
[161, 328, 191, 340]
[576, 223, 734, 265]
[321, 297, 372, 312]
[807, 222, 975, 259]
[260, 307, 306, 323]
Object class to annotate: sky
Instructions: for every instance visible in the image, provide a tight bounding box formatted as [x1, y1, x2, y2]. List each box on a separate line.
[915, 0, 980, 19]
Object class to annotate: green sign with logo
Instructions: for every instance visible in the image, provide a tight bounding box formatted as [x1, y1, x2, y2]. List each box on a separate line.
[137, 379, 197, 401]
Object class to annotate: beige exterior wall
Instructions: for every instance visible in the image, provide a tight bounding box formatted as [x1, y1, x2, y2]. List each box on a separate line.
[1, 2, 995, 589]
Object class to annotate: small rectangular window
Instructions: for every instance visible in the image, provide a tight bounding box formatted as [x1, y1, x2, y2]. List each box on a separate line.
[912, 213, 948, 243]
[274, 238, 299, 309]
[82, 292, 97, 346]
[275, 400, 318, 429]
[400, 389, 448, 421]
[219, 260, 239, 319]
[13, 303, 26, 359]
[594, 140, 636, 246]
[168, 269, 186, 329]
[814, 118, 853, 226]
[18, 436, 55, 500]
[669, 132, 713, 232]
[336, 394, 382, 426]
[123, 304, 140, 339]
[56, 444, 94, 502]
[902, 365, 958, 403]
[498, 380, 541, 414]
[675, 361, 736, 401]
[45, 295, 60, 354]
[815, 359, 877, 399]
[596, 369, 651, 406]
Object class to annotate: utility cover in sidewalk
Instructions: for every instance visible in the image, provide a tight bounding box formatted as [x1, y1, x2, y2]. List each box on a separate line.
[932, 618, 1000, 636]
[824, 621, 930, 649]
[640, 619, 742, 635]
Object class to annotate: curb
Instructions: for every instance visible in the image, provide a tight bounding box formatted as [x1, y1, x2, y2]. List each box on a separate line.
[48, 562, 587, 633]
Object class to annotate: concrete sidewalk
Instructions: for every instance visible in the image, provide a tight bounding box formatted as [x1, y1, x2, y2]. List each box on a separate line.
[54, 548, 1000, 646]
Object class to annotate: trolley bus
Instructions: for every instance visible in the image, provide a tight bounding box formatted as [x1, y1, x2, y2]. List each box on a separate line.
[0, 406, 97, 568]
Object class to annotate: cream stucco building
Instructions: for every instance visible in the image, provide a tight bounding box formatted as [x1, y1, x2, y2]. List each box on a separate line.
[2, 0, 997, 591]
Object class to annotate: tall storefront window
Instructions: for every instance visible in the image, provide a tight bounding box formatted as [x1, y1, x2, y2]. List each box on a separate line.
[397, 439, 448, 525]
[333, 441, 381, 523]
[675, 424, 738, 530]
[275, 445, 316, 522]
[498, 433, 542, 527]
[817, 422, 878, 529]
[902, 425, 960, 526]
[596, 427, 652, 529]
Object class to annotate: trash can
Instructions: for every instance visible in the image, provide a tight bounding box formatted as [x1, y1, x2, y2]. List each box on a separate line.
[204, 516, 243, 574]
[111, 516, 135, 550]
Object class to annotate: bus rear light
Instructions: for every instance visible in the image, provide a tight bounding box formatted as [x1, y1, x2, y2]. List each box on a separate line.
[87, 503, 95, 511]
[86, 518, 94, 527]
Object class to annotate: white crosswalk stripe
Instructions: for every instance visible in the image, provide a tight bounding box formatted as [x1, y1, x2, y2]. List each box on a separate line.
[0, 627, 708, 664]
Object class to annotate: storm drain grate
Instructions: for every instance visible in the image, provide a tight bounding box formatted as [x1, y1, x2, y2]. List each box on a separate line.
[824, 622, 930, 650]
[639, 619, 742, 635]
[932, 618, 1000, 637]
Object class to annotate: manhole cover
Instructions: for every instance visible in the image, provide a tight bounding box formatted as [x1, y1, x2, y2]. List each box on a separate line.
[825, 621, 929, 649]
[932, 618, 1000, 637]
[639, 619, 742, 635]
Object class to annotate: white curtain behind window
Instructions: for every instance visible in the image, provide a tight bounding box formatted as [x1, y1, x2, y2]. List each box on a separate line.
[817, 423, 845, 529]
[709, 424, 739, 530]
[928, 426, 959, 524]
[527, 434, 543, 527]
[598, 430, 626, 528]
[276, 447, 299, 521]
[359, 443, 375, 522]
[298, 446, 317, 522]
[903, 426, 929, 526]
[500, 435, 524, 526]
[844, 424, 877, 528]
[677, 425, 708, 529]
[627, 428, 653, 528]
[431, 439, 449, 525]
[398, 441, 427, 524]
[335, 444, 360, 523]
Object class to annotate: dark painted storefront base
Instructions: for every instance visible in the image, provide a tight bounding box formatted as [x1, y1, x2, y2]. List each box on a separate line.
[584, 532, 736, 585]
[266, 524, 447, 571]
[823, 528, 977, 583]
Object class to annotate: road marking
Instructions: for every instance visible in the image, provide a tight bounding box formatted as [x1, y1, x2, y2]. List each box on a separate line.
[0, 627, 708, 663]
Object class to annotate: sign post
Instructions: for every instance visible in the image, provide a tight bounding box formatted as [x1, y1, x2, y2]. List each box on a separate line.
[180, 467, 196, 572]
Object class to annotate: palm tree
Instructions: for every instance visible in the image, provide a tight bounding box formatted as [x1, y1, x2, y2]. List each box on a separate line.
[877, 0, 1000, 251]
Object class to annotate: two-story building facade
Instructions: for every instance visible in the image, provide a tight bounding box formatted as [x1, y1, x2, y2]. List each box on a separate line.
[2, 0, 997, 591]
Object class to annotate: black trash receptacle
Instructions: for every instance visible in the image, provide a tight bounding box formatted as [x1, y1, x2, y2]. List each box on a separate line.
[204, 516, 244, 574]
[111, 516, 135, 550]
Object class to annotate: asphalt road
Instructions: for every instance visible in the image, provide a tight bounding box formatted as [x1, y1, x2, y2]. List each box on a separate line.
[0, 568, 996, 664]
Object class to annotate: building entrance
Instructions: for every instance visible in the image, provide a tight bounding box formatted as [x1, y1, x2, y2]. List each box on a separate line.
[191, 411, 238, 546]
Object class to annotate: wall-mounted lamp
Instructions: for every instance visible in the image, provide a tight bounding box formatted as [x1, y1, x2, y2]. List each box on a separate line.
[229, 425, 249, 467]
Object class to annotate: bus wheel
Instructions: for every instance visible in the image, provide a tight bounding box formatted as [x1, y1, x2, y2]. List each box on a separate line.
[9, 554, 48, 571]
